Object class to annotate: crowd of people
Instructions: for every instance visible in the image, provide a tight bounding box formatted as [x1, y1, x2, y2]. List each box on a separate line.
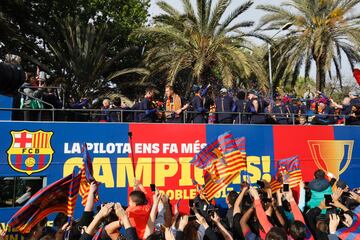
[16, 70, 360, 125]
[19, 169, 360, 240]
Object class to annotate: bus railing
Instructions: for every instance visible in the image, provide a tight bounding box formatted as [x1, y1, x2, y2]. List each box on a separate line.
[0, 107, 355, 125]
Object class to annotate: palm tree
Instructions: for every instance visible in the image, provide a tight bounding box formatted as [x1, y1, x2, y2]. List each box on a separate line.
[135, 0, 267, 94]
[258, 0, 360, 91]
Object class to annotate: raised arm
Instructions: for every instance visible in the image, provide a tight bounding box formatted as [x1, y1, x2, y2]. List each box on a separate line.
[233, 186, 248, 216]
[240, 207, 254, 236]
[143, 190, 162, 238]
[249, 187, 272, 234]
[211, 212, 233, 240]
[114, 203, 138, 240]
[84, 203, 114, 237]
[284, 190, 305, 223]
[84, 182, 97, 212]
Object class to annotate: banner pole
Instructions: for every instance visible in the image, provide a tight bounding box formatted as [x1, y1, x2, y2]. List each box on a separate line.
[128, 132, 136, 179]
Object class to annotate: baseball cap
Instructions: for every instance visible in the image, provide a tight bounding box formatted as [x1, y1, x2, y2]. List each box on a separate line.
[220, 88, 228, 93]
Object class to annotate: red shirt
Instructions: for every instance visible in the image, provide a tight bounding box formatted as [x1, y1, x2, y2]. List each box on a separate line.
[126, 194, 152, 239]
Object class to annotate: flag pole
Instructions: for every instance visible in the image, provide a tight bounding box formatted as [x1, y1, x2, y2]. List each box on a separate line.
[128, 132, 136, 180]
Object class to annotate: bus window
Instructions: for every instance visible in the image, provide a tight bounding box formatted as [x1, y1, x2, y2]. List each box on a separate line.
[0, 177, 15, 207]
[0, 177, 46, 208]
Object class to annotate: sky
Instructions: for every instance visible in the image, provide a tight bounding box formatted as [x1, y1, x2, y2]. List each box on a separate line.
[148, 0, 358, 85]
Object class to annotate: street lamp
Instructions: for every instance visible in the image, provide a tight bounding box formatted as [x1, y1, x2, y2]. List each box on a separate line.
[268, 22, 293, 101]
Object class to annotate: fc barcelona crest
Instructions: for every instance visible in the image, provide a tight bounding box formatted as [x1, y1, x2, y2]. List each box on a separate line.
[7, 130, 54, 175]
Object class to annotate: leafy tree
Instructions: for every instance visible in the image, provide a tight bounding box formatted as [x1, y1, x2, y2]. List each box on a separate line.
[258, 0, 360, 91]
[0, 0, 149, 97]
[135, 0, 268, 96]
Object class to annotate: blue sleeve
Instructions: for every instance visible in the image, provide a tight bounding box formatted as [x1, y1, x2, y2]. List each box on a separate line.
[193, 97, 206, 113]
[70, 99, 89, 109]
[232, 101, 237, 112]
[200, 85, 210, 97]
[145, 109, 156, 115]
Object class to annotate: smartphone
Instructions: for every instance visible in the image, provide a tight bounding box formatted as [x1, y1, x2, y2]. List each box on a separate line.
[189, 199, 194, 208]
[325, 194, 333, 206]
[202, 204, 208, 211]
[257, 180, 265, 189]
[283, 184, 290, 192]
[189, 199, 195, 215]
[342, 192, 351, 198]
[150, 184, 156, 192]
[188, 215, 197, 221]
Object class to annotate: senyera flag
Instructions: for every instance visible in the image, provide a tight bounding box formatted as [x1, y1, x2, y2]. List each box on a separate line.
[276, 156, 302, 188]
[202, 171, 239, 201]
[191, 132, 247, 179]
[7, 172, 81, 234]
[191, 132, 247, 200]
[270, 156, 302, 192]
[79, 144, 99, 206]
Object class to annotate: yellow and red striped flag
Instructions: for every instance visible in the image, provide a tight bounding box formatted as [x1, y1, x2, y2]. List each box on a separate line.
[79, 144, 99, 206]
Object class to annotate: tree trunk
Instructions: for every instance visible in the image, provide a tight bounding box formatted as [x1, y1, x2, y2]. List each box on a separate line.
[315, 58, 326, 92]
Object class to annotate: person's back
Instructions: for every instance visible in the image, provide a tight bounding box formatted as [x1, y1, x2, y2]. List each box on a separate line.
[191, 86, 206, 123]
[126, 190, 152, 239]
[272, 102, 290, 124]
[307, 170, 332, 209]
[215, 88, 234, 124]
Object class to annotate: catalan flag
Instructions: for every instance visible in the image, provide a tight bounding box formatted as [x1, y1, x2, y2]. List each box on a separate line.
[202, 171, 239, 200]
[336, 205, 360, 240]
[191, 133, 247, 178]
[79, 144, 99, 206]
[67, 169, 81, 220]
[270, 176, 283, 192]
[8, 173, 81, 234]
[276, 156, 302, 188]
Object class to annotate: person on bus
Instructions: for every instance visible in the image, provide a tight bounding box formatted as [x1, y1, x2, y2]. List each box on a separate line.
[234, 90, 249, 124]
[215, 88, 234, 124]
[164, 85, 188, 123]
[15, 185, 32, 205]
[133, 87, 157, 123]
[247, 90, 268, 124]
[191, 85, 207, 123]
[20, 73, 45, 121]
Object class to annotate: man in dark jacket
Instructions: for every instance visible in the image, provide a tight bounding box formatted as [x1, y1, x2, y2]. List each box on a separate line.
[234, 90, 249, 124]
[247, 90, 268, 124]
[133, 87, 156, 123]
[191, 85, 207, 123]
[215, 88, 234, 124]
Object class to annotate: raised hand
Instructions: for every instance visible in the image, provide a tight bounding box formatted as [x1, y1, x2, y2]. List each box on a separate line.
[98, 203, 114, 218]
[114, 203, 127, 220]
[332, 187, 344, 202]
[178, 215, 189, 231]
[210, 212, 221, 224]
[165, 227, 175, 240]
[249, 187, 260, 200]
[329, 214, 340, 234]
[89, 181, 98, 193]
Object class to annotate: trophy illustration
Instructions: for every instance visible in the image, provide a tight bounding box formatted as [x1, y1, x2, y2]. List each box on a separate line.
[308, 140, 353, 180]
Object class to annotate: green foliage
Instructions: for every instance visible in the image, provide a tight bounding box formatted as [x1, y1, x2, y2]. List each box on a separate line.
[0, 0, 150, 97]
[258, 0, 360, 91]
[134, 0, 268, 96]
